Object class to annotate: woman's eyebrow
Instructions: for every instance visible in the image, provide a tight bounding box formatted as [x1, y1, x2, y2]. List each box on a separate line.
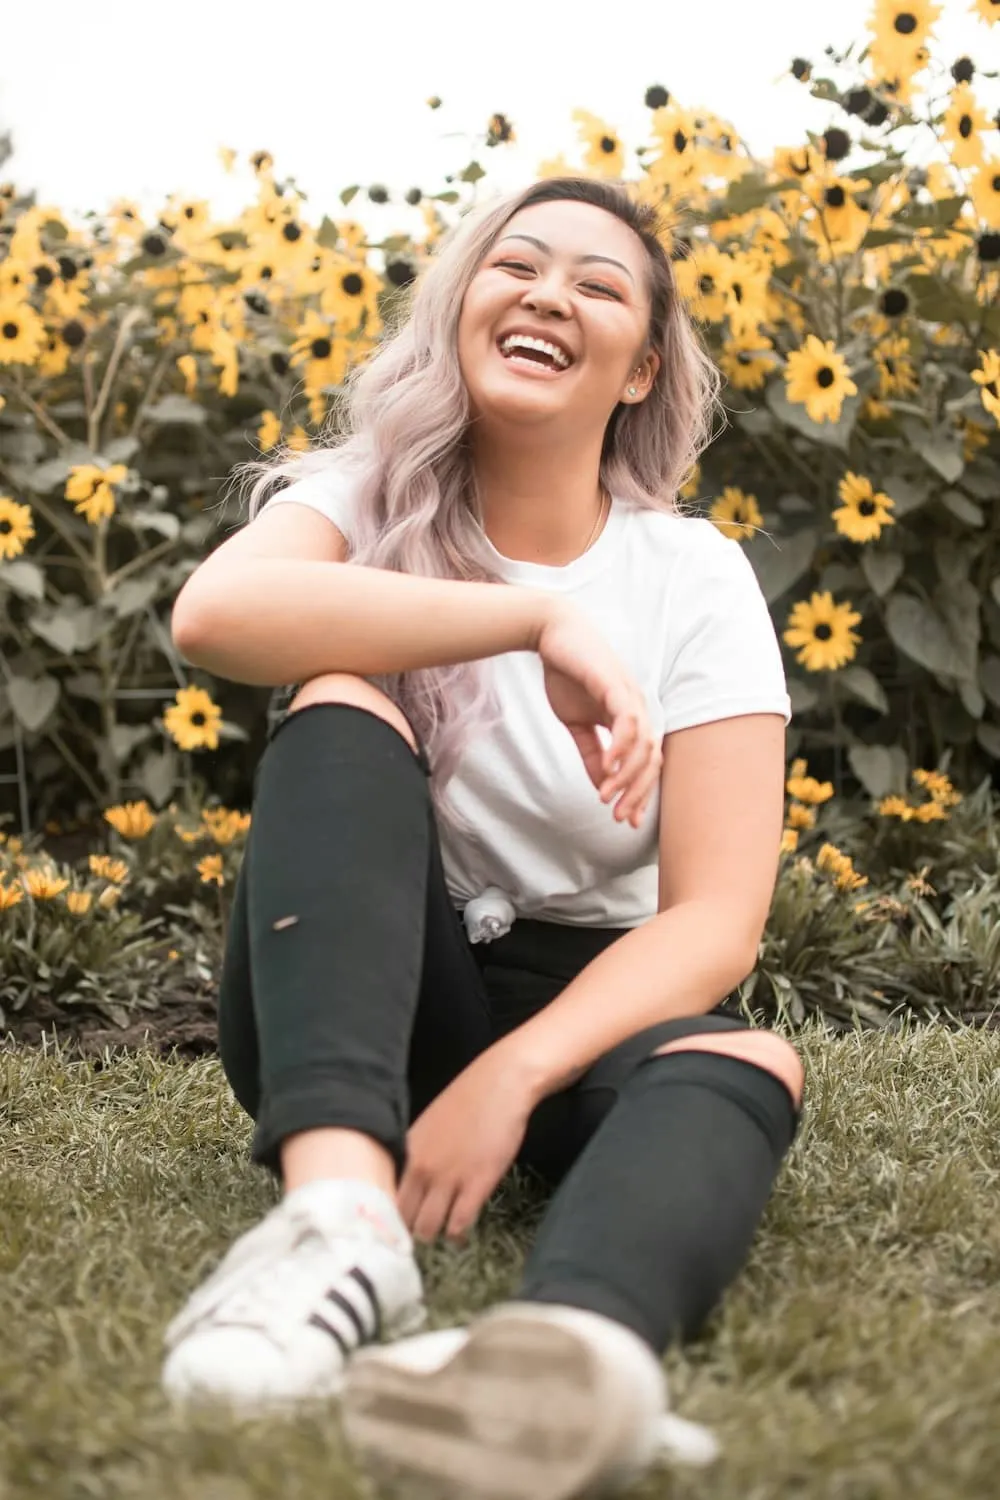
[496, 233, 635, 284]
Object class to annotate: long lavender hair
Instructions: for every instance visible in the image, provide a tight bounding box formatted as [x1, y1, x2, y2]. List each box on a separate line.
[226, 177, 724, 841]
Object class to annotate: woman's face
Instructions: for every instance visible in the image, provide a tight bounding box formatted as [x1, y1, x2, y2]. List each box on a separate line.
[456, 199, 660, 433]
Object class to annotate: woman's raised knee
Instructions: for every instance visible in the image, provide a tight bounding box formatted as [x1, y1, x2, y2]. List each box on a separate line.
[286, 673, 419, 755]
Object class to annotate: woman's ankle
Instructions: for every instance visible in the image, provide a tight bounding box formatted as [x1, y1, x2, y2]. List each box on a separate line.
[280, 1126, 397, 1198]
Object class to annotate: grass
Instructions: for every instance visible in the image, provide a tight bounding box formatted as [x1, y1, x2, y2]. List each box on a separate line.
[3, 1022, 1000, 1500]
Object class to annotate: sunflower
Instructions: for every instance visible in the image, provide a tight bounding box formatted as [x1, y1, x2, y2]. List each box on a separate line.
[709, 486, 763, 542]
[784, 592, 862, 672]
[571, 111, 625, 179]
[0, 495, 35, 559]
[163, 685, 223, 752]
[832, 472, 895, 543]
[784, 335, 858, 425]
[868, 0, 942, 73]
[971, 158, 1000, 231]
[289, 310, 349, 391]
[320, 258, 383, 337]
[104, 800, 157, 839]
[64, 462, 129, 526]
[197, 853, 225, 886]
[0, 294, 46, 365]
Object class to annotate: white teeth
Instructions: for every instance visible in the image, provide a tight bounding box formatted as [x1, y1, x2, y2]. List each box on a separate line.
[499, 334, 571, 369]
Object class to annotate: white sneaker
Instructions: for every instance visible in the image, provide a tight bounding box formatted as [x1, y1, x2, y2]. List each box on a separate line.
[161, 1179, 426, 1413]
[340, 1301, 719, 1499]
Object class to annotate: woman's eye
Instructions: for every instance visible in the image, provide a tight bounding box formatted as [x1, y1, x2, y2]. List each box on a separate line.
[496, 261, 622, 300]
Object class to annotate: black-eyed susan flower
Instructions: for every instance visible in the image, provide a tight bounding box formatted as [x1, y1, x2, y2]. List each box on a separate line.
[0, 878, 24, 910]
[941, 82, 992, 171]
[289, 310, 349, 391]
[0, 495, 35, 559]
[88, 854, 130, 883]
[832, 472, 896, 543]
[784, 335, 858, 425]
[197, 853, 225, 886]
[64, 463, 129, 526]
[971, 349, 1000, 423]
[572, 110, 626, 179]
[163, 686, 223, 752]
[709, 486, 762, 542]
[65, 889, 93, 915]
[22, 866, 70, 900]
[0, 294, 46, 365]
[320, 259, 383, 338]
[784, 592, 862, 671]
[785, 760, 835, 804]
[104, 800, 157, 839]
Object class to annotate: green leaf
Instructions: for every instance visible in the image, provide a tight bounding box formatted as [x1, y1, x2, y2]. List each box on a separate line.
[787, 678, 820, 715]
[765, 378, 860, 451]
[135, 747, 177, 807]
[743, 527, 817, 604]
[130, 508, 181, 540]
[143, 395, 207, 427]
[885, 595, 964, 677]
[976, 723, 1000, 760]
[316, 215, 341, 249]
[7, 674, 60, 732]
[860, 550, 903, 598]
[912, 427, 965, 484]
[105, 575, 162, 619]
[339, 186, 360, 206]
[27, 610, 78, 654]
[460, 160, 485, 184]
[959, 679, 985, 720]
[940, 489, 983, 526]
[101, 435, 141, 466]
[839, 666, 889, 714]
[848, 743, 904, 799]
[0, 560, 45, 600]
[982, 656, 1000, 711]
[110, 723, 153, 764]
[882, 473, 931, 517]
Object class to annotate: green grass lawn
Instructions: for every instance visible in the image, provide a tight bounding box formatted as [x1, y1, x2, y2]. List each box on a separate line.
[3, 1022, 1000, 1500]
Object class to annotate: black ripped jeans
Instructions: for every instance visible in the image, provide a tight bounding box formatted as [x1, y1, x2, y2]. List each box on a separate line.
[217, 701, 801, 1353]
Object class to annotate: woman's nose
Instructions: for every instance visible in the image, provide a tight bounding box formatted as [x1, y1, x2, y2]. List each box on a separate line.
[522, 276, 570, 317]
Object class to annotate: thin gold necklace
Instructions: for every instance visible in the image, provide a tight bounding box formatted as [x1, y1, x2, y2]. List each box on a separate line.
[582, 487, 609, 555]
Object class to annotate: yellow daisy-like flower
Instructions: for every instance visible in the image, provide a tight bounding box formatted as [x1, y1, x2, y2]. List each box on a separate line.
[912, 768, 961, 807]
[878, 795, 914, 820]
[571, 110, 626, 179]
[784, 335, 858, 425]
[319, 259, 383, 338]
[22, 866, 70, 900]
[257, 409, 282, 451]
[88, 854, 130, 884]
[197, 853, 225, 886]
[64, 463, 129, 526]
[784, 592, 862, 672]
[163, 686, 223, 752]
[0, 294, 46, 365]
[0, 495, 35, 559]
[912, 800, 947, 823]
[971, 349, 1000, 423]
[786, 801, 817, 830]
[779, 828, 799, 855]
[200, 807, 251, 845]
[832, 472, 895, 543]
[785, 767, 834, 804]
[0, 878, 24, 909]
[816, 842, 868, 892]
[104, 800, 157, 839]
[65, 890, 93, 915]
[97, 884, 121, 909]
[709, 486, 763, 542]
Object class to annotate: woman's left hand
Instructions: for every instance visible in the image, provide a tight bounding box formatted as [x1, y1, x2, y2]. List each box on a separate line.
[397, 1046, 537, 1244]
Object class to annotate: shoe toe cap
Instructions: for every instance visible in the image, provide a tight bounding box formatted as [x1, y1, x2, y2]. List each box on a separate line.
[162, 1327, 340, 1409]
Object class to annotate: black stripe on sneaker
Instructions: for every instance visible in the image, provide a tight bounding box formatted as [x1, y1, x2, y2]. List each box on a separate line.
[307, 1310, 351, 1357]
[348, 1265, 383, 1341]
[325, 1284, 368, 1342]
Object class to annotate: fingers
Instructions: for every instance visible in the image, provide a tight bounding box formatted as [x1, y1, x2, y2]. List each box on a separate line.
[411, 1181, 459, 1244]
[600, 702, 662, 828]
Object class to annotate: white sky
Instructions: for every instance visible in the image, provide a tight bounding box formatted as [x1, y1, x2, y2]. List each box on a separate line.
[0, 0, 996, 237]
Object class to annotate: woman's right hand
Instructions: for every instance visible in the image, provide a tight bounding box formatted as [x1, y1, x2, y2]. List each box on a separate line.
[535, 600, 663, 829]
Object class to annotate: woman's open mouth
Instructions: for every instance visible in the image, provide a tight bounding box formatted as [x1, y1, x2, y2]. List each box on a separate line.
[495, 333, 575, 377]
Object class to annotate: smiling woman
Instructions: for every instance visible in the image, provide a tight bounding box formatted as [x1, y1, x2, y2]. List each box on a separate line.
[164, 176, 797, 1500]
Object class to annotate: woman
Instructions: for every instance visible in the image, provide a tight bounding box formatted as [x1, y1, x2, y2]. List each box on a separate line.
[163, 176, 801, 1500]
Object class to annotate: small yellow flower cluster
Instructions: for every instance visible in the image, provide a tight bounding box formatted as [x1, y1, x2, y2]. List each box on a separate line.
[197, 854, 225, 887]
[877, 769, 962, 823]
[104, 800, 158, 839]
[780, 759, 834, 856]
[816, 843, 868, 893]
[174, 805, 251, 847]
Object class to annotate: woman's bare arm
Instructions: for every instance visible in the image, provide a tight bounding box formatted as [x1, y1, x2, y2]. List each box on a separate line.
[171, 500, 557, 687]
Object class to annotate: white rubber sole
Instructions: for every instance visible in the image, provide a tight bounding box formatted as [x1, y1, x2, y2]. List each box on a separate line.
[340, 1313, 647, 1500]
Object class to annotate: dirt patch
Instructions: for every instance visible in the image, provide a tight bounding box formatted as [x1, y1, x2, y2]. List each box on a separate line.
[3, 980, 220, 1060]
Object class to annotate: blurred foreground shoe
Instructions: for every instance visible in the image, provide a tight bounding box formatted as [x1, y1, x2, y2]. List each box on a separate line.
[340, 1300, 720, 1499]
[161, 1179, 425, 1414]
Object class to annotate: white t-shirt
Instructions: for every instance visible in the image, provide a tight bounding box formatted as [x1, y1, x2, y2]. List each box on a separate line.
[266, 467, 792, 931]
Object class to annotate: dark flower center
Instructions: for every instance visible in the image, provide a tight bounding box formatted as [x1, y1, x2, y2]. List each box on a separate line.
[858, 499, 877, 516]
[816, 367, 835, 388]
[342, 272, 364, 296]
[894, 13, 917, 34]
[191, 712, 206, 727]
[600, 135, 617, 154]
[814, 623, 833, 640]
[311, 337, 332, 359]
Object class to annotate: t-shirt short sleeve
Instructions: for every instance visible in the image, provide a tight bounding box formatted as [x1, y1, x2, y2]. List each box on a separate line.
[659, 525, 791, 732]
[263, 459, 361, 547]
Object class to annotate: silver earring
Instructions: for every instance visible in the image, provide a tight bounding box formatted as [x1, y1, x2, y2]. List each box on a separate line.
[626, 385, 637, 397]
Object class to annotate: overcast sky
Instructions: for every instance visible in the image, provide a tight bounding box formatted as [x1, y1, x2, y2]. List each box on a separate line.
[1, 0, 995, 236]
